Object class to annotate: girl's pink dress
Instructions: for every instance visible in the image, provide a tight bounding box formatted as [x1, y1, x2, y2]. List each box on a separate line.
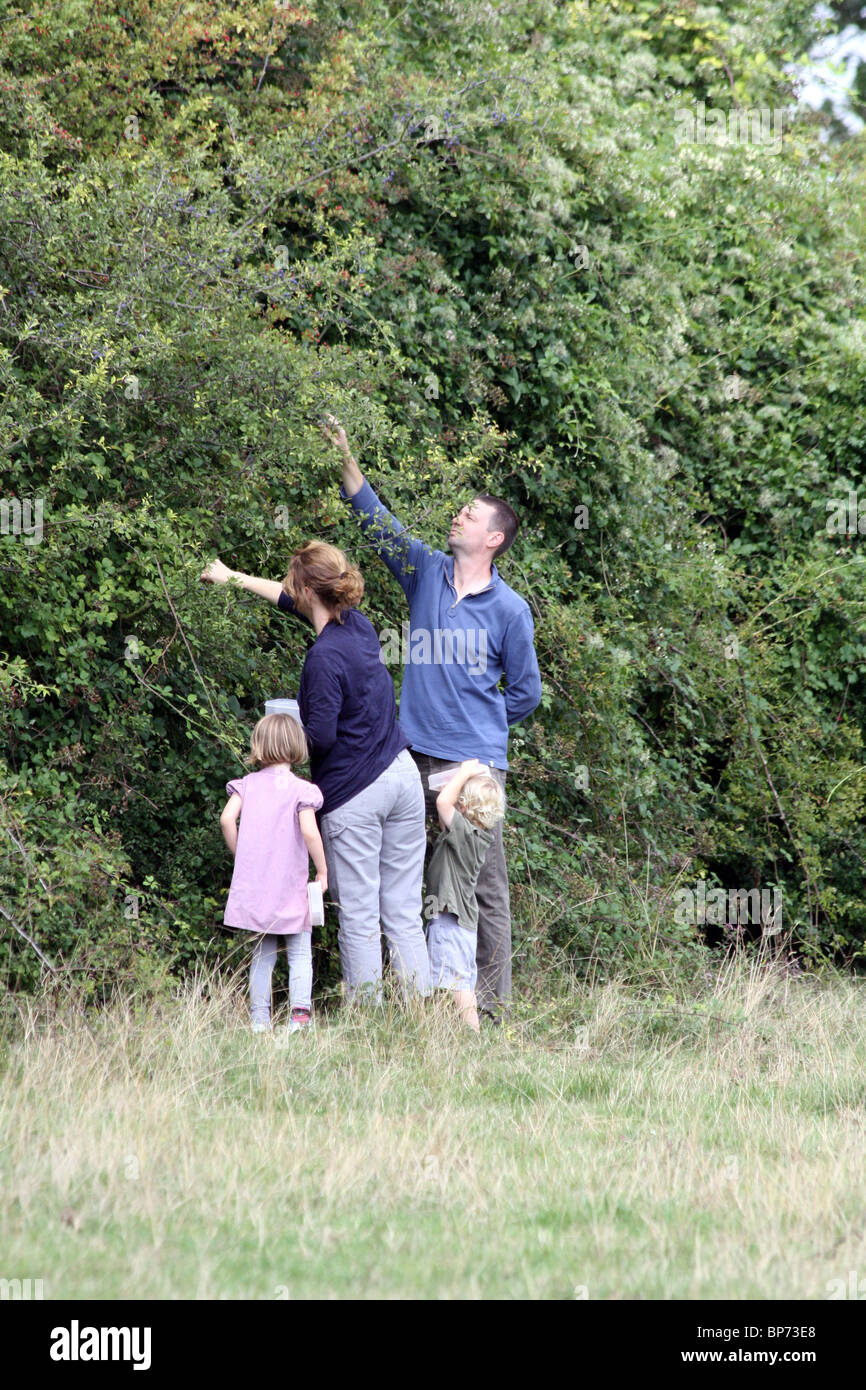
[223, 766, 323, 935]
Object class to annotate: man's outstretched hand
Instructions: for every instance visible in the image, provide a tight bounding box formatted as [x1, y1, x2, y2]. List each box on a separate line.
[322, 414, 364, 496]
[321, 415, 350, 456]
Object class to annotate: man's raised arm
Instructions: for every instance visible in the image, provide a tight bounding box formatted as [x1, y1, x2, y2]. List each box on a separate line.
[321, 416, 431, 598]
[322, 417, 364, 498]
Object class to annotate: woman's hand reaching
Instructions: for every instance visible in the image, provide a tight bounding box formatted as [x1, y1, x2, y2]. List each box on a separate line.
[200, 558, 235, 585]
[200, 562, 284, 605]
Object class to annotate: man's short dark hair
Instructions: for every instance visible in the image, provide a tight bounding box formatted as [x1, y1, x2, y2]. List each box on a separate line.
[477, 494, 520, 557]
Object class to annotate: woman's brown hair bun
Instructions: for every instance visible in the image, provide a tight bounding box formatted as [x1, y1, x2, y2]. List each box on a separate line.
[284, 543, 364, 622]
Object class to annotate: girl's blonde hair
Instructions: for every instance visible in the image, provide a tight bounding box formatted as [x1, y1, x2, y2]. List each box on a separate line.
[283, 541, 364, 623]
[458, 774, 505, 830]
[247, 713, 308, 768]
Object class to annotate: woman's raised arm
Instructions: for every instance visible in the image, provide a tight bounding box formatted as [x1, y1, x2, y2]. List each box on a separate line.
[200, 558, 284, 605]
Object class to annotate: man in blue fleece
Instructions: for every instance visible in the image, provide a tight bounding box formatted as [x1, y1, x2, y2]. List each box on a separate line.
[324, 419, 542, 1021]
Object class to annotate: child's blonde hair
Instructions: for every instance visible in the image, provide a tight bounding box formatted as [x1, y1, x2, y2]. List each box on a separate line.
[247, 713, 308, 768]
[458, 774, 505, 830]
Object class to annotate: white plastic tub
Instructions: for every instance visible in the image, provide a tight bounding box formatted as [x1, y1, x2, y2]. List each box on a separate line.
[265, 697, 302, 723]
[307, 881, 325, 926]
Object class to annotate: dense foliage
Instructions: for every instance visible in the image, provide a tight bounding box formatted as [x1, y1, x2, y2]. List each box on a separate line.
[1, 0, 865, 997]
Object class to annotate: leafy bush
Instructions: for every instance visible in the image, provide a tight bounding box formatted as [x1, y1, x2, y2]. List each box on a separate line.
[1, 0, 865, 993]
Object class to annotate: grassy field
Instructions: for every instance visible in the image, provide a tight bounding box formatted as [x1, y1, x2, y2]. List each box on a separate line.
[1, 956, 865, 1300]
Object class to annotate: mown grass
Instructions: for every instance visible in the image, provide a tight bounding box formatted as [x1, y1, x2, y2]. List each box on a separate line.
[1, 955, 865, 1300]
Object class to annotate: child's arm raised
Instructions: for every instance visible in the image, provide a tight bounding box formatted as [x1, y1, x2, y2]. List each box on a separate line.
[220, 793, 242, 856]
[435, 759, 485, 830]
[299, 807, 328, 892]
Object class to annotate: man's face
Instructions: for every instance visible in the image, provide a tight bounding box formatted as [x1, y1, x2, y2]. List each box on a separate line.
[449, 498, 502, 557]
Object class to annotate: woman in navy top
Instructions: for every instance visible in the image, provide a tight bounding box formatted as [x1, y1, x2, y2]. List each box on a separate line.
[202, 545, 430, 1002]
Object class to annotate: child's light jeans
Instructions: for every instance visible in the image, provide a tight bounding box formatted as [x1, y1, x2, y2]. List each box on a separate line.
[426, 911, 477, 992]
[250, 932, 312, 1025]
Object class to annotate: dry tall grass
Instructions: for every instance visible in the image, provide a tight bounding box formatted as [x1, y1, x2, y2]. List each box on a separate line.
[1, 958, 865, 1299]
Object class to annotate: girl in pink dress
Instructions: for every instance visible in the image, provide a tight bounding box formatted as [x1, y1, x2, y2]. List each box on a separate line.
[220, 714, 327, 1034]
